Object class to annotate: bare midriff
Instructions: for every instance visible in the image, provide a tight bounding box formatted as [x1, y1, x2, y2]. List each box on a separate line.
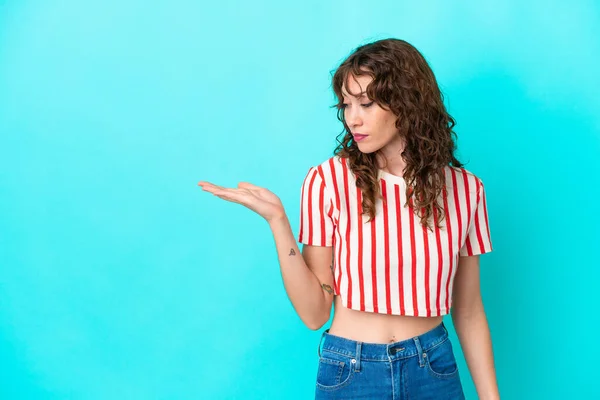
[328, 296, 444, 344]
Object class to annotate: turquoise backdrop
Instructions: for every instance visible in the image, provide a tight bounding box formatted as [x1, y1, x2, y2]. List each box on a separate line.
[1, 1, 598, 399]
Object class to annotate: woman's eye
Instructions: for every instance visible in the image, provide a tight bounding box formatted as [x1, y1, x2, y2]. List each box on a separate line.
[340, 102, 373, 109]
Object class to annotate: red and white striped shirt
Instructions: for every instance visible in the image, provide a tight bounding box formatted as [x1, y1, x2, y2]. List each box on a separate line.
[298, 156, 493, 317]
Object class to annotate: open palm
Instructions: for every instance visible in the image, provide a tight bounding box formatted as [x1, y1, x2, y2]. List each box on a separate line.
[198, 181, 285, 222]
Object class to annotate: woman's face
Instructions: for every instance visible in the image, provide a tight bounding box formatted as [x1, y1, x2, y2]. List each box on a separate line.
[341, 73, 403, 157]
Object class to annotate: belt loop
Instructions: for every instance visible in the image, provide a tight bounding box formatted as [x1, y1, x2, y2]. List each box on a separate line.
[413, 336, 425, 367]
[318, 329, 329, 358]
[354, 341, 362, 372]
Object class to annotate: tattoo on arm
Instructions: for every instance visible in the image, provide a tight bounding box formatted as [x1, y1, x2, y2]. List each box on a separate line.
[289, 248, 296, 256]
[321, 283, 333, 295]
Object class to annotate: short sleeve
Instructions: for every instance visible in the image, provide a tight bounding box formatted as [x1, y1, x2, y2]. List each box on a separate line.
[459, 179, 493, 256]
[298, 166, 335, 246]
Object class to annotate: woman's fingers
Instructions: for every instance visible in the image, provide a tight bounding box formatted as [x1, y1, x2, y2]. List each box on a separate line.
[200, 181, 253, 191]
[200, 181, 261, 198]
[213, 189, 247, 205]
[199, 183, 228, 195]
[200, 185, 218, 194]
[199, 181, 264, 206]
[198, 180, 284, 221]
[212, 187, 252, 204]
[198, 181, 223, 190]
[237, 182, 261, 190]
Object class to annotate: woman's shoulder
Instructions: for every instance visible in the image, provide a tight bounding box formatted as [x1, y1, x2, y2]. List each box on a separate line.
[308, 155, 346, 175]
[444, 165, 484, 194]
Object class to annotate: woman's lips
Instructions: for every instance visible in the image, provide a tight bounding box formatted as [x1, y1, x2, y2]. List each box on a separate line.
[353, 134, 368, 142]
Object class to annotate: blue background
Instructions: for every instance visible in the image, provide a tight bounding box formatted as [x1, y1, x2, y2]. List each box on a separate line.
[1, 1, 599, 399]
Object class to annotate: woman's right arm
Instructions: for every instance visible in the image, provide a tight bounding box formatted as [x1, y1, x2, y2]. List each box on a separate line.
[268, 214, 334, 330]
[198, 180, 334, 330]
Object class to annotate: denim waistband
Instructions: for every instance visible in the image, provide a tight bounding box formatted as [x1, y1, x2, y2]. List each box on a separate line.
[318, 322, 449, 362]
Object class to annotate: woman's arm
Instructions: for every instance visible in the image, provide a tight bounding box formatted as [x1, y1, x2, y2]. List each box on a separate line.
[451, 255, 500, 400]
[269, 214, 334, 330]
[198, 181, 333, 330]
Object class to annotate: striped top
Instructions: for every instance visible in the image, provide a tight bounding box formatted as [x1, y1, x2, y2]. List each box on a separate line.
[298, 156, 493, 317]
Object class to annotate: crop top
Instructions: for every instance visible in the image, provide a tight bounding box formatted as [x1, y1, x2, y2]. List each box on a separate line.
[297, 155, 493, 317]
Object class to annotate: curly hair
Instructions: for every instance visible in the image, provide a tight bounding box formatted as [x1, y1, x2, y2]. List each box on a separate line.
[330, 38, 464, 231]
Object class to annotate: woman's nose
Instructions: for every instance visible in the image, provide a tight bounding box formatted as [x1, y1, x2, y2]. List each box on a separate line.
[346, 109, 362, 127]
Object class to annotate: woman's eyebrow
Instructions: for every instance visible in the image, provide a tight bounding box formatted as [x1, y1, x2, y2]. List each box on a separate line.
[341, 90, 367, 99]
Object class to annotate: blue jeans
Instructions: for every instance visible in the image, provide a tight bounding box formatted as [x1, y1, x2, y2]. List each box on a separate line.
[315, 322, 465, 399]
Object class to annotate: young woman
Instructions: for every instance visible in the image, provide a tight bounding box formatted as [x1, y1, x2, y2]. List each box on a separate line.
[199, 38, 500, 400]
